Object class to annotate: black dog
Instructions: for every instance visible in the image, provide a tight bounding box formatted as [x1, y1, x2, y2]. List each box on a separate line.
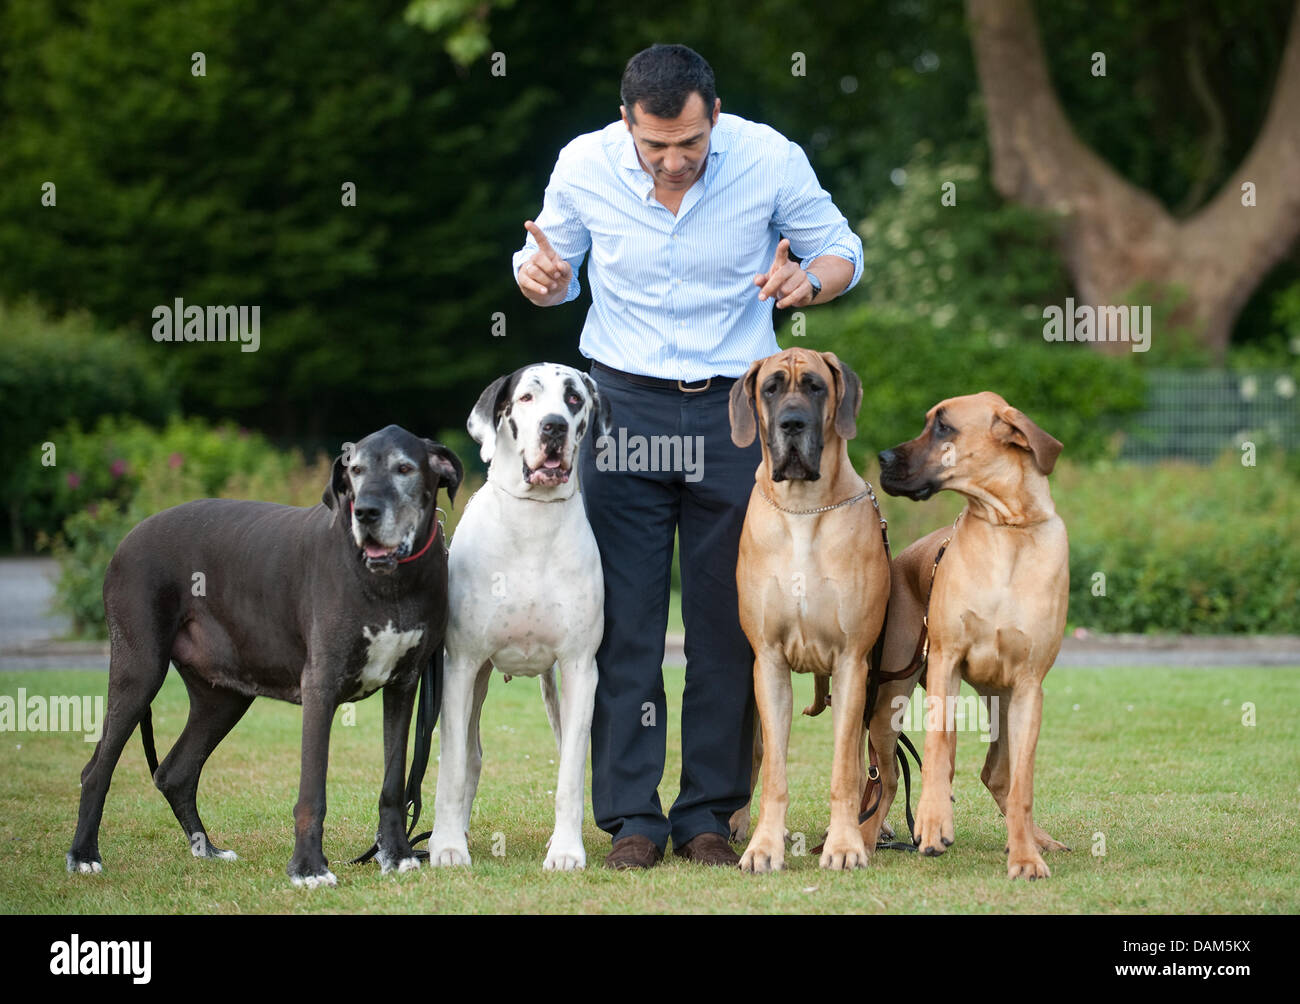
[67, 425, 462, 886]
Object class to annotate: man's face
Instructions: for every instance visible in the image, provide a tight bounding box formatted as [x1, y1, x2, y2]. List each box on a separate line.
[621, 92, 720, 192]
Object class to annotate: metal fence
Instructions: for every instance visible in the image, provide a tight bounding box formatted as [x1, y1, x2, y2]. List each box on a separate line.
[1119, 369, 1300, 463]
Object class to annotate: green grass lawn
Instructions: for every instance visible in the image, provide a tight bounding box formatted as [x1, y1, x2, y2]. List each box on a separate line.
[2, 665, 1297, 914]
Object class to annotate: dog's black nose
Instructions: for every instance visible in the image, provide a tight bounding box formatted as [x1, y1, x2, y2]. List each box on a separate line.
[779, 415, 807, 435]
[354, 504, 381, 525]
[878, 449, 897, 468]
[540, 414, 569, 438]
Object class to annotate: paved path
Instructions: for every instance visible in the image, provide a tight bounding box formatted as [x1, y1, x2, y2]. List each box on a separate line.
[666, 634, 1300, 667]
[2, 557, 1298, 671]
[0, 558, 69, 645]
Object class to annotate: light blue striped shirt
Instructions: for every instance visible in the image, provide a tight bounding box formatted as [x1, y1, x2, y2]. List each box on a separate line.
[512, 113, 863, 381]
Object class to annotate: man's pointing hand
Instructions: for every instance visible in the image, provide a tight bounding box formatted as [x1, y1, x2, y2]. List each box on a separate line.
[754, 238, 815, 309]
[517, 220, 574, 306]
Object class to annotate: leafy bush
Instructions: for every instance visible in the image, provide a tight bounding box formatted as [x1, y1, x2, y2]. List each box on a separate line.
[48, 505, 143, 640]
[0, 298, 178, 550]
[854, 142, 1072, 339]
[868, 452, 1300, 635]
[1055, 455, 1300, 634]
[781, 301, 1148, 468]
[1227, 280, 1300, 379]
[28, 415, 319, 547]
[41, 417, 329, 637]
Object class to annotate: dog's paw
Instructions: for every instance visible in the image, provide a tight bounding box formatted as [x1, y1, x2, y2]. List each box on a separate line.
[1007, 849, 1051, 880]
[375, 840, 420, 875]
[739, 832, 785, 874]
[803, 677, 830, 716]
[728, 806, 752, 844]
[379, 854, 421, 875]
[819, 829, 869, 870]
[430, 843, 471, 867]
[66, 853, 102, 875]
[543, 829, 586, 871]
[1034, 825, 1071, 853]
[543, 845, 586, 871]
[190, 833, 237, 861]
[290, 869, 338, 889]
[913, 796, 955, 856]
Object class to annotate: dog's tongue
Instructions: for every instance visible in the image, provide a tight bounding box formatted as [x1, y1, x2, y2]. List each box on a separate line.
[543, 458, 562, 469]
[364, 543, 394, 559]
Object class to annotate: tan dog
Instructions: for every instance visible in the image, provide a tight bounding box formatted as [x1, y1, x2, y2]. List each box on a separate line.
[873, 391, 1070, 879]
[729, 348, 891, 872]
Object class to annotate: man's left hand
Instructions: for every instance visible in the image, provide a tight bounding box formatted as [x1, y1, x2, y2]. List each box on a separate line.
[754, 238, 815, 309]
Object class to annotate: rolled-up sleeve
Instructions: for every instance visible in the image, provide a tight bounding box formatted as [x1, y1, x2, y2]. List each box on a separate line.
[512, 156, 591, 304]
[772, 141, 863, 293]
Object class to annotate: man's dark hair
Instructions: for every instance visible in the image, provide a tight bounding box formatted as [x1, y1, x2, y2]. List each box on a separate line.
[620, 44, 716, 121]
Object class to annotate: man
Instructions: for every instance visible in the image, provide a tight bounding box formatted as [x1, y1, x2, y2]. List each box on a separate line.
[513, 44, 862, 869]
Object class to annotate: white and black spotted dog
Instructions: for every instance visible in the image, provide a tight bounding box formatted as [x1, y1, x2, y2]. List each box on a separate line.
[430, 363, 612, 870]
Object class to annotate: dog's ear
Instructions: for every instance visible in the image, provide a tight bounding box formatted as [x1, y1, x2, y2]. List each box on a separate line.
[580, 373, 614, 443]
[321, 448, 352, 523]
[821, 351, 862, 442]
[424, 439, 464, 506]
[729, 359, 764, 448]
[466, 371, 520, 464]
[992, 405, 1063, 475]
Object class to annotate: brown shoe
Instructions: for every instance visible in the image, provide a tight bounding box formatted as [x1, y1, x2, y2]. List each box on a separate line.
[605, 834, 663, 870]
[674, 831, 740, 866]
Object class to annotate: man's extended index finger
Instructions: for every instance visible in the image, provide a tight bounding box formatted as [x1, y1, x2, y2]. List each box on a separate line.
[525, 220, 558, 256]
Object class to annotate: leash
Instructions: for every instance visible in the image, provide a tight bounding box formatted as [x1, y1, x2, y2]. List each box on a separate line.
[852, 484, 923, 851]
[779, 481, 924, 854]
[350, 508, 448, 866]
[883, 511, 962, 694]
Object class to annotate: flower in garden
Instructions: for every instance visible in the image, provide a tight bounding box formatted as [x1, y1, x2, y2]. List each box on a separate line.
[110, 459, 127, 478]
[169, 452, 184, 469]
[66, 472, 81, 489]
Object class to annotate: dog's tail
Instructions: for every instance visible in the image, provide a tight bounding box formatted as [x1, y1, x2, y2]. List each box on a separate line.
[140, 706, 160, 776]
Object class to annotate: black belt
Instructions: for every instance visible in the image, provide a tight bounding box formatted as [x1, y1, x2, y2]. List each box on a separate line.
[591, 360, 730, 394]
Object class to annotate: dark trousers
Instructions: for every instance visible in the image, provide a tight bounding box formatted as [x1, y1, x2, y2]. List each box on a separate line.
[579, 366, 761, 852]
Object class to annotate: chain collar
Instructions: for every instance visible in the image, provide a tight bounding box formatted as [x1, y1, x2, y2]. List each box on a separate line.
[757, 480, 887, 527]
[490, 480, 572, 504]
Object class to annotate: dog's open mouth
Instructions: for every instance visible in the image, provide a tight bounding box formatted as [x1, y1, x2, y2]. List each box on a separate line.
[523, 456, 571, 486]
[359, 536, 410, 571]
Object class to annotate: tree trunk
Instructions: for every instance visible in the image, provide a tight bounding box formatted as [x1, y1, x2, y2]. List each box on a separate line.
[967, 0, 1300, 360]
